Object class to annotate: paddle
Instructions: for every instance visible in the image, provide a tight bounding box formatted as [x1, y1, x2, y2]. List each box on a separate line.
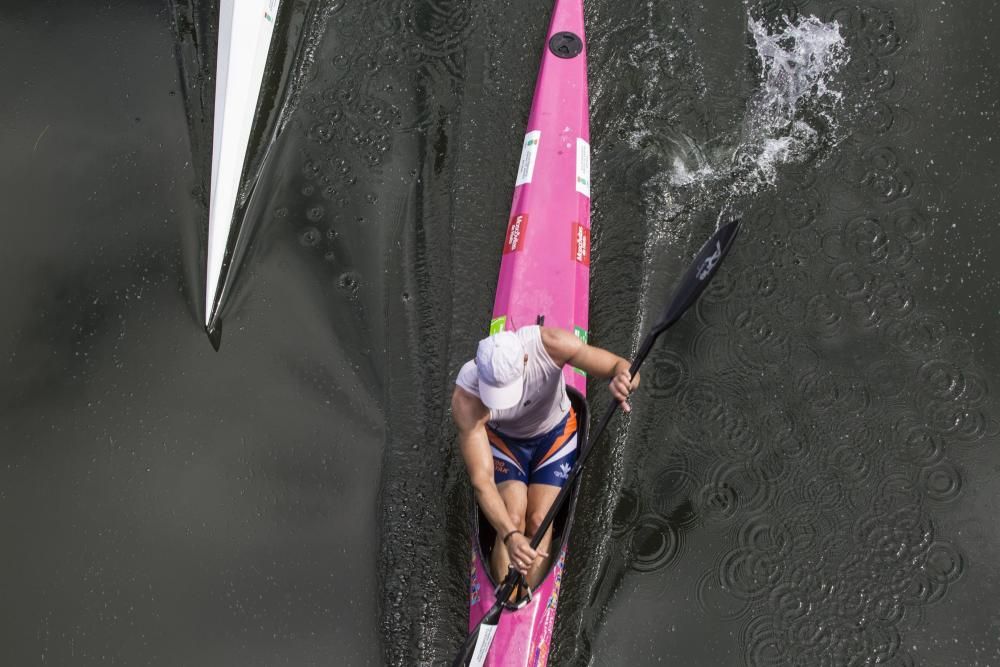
[453, 218, 742, 667]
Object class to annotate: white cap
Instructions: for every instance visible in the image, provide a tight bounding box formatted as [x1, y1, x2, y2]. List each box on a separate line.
[475, 331, 526, 410]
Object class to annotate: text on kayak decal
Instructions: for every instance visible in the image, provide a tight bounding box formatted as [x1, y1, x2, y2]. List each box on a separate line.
[505, 214, 529, 254]
[266, 0, 279, 22]
[572, 222, 590, 265]
[576, 138, 591, 198]
[516, 131, 541, 186]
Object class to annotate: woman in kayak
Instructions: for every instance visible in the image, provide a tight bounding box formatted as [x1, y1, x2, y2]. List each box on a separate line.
[453, 325, 638, 586]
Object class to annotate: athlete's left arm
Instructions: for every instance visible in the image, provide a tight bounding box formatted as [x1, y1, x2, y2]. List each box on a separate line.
[541, 326, 640, 411]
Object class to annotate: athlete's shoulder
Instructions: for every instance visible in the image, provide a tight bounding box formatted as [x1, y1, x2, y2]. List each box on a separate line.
[538, 326, 581, 366]
[452, 370, 489, 429]
[455, 359, 479, 392]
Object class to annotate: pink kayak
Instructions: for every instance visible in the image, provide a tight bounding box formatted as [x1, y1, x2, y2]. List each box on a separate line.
[468, 1, 590, 665]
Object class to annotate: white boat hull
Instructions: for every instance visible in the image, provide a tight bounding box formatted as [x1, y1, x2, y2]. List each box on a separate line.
[205, 0, 281, 328]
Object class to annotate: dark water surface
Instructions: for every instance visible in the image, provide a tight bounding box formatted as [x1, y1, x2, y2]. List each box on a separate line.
[2, 1, 999, 666]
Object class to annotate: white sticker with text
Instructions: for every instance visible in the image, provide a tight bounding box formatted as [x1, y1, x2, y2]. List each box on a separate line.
[576, 137, 591, 198]
[515, 131, 541, 186]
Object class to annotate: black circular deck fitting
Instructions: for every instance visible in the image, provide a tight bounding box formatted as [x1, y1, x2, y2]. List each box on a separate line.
[549, 31, 584, 59]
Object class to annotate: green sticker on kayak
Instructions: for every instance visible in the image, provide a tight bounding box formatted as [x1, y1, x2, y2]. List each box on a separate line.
[489, 316, 507, 335]
[573, 326, 588, 375]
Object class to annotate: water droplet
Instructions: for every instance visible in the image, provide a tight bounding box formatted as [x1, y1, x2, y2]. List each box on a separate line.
[306, 206, 325, 222]
[339, 272, 360, 294]
[299, 227, 320, 247]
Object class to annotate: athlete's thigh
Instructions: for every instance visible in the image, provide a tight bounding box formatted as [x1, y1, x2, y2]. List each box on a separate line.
[497, 479, 529, 521]
[525, 482, 561, 528]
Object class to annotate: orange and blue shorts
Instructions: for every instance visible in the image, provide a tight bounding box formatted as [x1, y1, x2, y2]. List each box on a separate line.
[487, 408, 578, 488]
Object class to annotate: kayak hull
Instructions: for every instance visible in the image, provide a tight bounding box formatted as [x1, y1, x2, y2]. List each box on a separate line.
[205, 0, 282, 331]
[469, 1, 590, 665]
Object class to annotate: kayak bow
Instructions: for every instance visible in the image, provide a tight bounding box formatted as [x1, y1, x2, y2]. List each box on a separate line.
[466, 2, 590, 665]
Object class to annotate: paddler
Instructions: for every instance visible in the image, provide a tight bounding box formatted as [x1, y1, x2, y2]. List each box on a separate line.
[452, 325, 639, 586]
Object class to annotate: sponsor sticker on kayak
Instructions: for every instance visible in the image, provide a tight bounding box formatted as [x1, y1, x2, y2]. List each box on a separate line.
[573, 326, 588, 376]
[471, 623, 499, 667]
[572, 222, 590, 265]
[505, 214, 528, 254]
[515, 131, 541, 186]
[469, 559, 481, 606]
[265, 0, 279, 22]
[576, 137, 591, 198]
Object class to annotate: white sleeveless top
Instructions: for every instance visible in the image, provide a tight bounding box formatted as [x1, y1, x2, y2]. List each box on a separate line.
[455, 325, 570, 439]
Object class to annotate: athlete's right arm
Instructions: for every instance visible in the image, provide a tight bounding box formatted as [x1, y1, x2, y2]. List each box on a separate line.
[452, 387, 519, 539]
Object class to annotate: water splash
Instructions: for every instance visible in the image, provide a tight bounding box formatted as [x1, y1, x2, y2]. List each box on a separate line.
[748, 15, 847, 120]
[669, 157, 715, 187]
[648, 15, 849, 223]
[631, 14, 849, 400]
[733, 15, 848, 190]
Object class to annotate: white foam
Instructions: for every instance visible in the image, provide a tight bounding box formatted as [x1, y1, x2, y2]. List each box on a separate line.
[668, 14, 849, 197]
[669, 157, 715, 187]
[749, 15, 847, 115]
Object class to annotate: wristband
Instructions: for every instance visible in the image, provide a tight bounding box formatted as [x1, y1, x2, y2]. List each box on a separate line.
[503, 529, 521, 545]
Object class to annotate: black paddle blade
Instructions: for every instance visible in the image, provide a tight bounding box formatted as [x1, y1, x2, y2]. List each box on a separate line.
[657, 218, 741, 332]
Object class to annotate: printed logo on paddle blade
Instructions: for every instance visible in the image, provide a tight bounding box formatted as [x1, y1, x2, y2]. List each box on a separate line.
[696, 241, 722, 280]
[572, 223, 590, 265]
[504, 214, 528, 254]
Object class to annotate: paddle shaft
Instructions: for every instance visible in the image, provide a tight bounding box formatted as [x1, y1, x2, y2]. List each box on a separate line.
[523, 217, 742, 553]
[523, 338, 654, 553]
